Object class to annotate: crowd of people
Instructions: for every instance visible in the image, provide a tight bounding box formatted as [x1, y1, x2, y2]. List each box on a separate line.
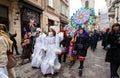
[0, 23, 120, 78]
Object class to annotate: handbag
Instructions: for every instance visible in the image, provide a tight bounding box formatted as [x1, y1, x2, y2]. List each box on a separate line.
[105, 49, 110, 62]
[7, 50, 17, 69]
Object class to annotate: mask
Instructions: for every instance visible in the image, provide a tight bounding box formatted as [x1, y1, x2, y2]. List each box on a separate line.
[48, 32, 53, 37]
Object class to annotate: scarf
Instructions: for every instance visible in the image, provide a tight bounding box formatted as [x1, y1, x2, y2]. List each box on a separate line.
[0, 30, 13, 52]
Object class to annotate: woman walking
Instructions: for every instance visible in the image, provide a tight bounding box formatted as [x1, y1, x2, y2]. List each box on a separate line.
[105, 23, 120, 78]
[21, 32, 32, 65]
[74, 28, 89, 76]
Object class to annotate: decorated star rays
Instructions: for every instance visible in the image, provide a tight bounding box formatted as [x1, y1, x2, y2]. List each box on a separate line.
[70, 8, 95, 30]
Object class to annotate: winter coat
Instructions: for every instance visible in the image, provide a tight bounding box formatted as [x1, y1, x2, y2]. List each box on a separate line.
[9, 33, 17, 45]
[75, 34, 89, 57]
[90, 35, 98, 46]
[102, 31, 109, 47]
[105, 31, 120, 64]
[0, 36, 8, 67]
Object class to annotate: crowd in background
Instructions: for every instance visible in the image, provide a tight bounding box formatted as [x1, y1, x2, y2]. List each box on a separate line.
[0, 23, 120, 78]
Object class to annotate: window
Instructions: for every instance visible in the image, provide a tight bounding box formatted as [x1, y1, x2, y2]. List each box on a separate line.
[85, 1, 89, 8]
[66, 7, 69, 17]
[61, 2, 65, 14]
[48, 0, 54, 8]
[21, 8, 40, 38]
[61, 2, 66, 15]
[0, 6, 8, 18]
[109, 0, 111, 6]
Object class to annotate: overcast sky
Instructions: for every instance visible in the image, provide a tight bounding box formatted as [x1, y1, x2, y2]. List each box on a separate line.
[70, 0, 106, 17]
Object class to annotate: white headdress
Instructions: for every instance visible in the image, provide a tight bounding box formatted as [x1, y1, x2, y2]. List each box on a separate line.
[36, 28, 41, 32]
[50, 26, 56, 32]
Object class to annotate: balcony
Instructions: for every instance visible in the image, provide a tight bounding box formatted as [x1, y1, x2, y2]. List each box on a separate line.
[108, 12, 115, 18]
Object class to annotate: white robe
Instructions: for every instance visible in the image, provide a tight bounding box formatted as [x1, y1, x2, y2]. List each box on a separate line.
[31, 33, 46, 68]
[40, 35, 61, 75]
[0, 67, 8, 78]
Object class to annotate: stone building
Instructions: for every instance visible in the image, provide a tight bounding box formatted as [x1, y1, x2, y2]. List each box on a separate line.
[0, 0, 70, 47]
[43, 0, 69, 33]
[106, 0, 120, 26]
[0, 0, 44, 47]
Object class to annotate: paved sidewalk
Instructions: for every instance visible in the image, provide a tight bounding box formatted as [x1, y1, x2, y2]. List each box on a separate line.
[15, 41, 120, 78]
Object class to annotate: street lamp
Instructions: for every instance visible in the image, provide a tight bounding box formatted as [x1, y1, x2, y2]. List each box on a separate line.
[115, 0, 120, 22]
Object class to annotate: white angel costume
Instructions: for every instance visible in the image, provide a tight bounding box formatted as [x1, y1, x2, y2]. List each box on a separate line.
[40, 26, 63, 75]
[31, 29, 46, 68]
[0, 67, 8, 78]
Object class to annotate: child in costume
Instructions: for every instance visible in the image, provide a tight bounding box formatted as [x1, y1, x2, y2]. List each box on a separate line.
[68, 41, 76, 67]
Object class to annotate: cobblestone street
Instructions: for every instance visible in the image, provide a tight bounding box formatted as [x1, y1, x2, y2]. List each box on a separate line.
[15, 41, 119, 78]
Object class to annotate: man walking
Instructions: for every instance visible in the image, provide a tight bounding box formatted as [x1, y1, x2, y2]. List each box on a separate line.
[9, 31, 20, 55]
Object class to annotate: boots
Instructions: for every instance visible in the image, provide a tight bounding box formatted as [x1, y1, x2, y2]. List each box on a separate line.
[79, 69, 83, 76]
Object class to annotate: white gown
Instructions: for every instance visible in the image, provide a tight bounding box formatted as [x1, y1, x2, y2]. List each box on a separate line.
[0, 67, 8, 78]
[31, 33, 46, 68]
[40, 34, 62, 75]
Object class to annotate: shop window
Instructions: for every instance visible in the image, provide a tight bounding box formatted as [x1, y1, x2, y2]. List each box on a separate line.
[21, 8, 40, 38]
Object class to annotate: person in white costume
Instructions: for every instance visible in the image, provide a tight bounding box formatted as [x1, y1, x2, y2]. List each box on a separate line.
[31, 28, 46, 68]
[40, 26, 63, 75]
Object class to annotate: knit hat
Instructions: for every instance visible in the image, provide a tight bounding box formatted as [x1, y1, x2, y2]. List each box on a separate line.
[106, 28, 110, 31]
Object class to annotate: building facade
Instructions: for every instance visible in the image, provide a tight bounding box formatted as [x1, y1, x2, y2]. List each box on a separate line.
[0, 0, 70, 47]
[0, 0, 44, 47]
[43, 0, 69, 33]
[106, 0, 120, 26]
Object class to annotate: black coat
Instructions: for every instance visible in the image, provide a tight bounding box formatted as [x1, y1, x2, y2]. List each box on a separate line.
[105, 32, 120, 64]
[9, 33, 17, 45]
[102, 31, 109, 47]
[90, 35, 98, 46]
[75, 35, 89, 57]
